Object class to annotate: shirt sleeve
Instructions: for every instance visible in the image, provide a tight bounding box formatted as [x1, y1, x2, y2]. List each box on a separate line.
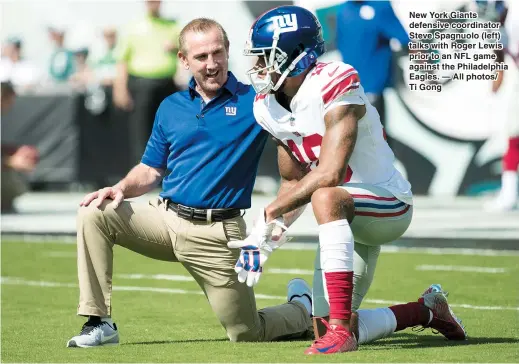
[114, 28, 132, 63]
[319, 62, 364, 114]
[378, 3, 410, 45]
[141, 103, 169, 168]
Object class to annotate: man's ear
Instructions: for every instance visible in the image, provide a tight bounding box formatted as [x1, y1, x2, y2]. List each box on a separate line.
[178, 51, 189, 70]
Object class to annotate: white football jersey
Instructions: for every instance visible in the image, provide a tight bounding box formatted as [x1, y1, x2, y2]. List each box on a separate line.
[253, 61, 413, 205]
[505, 0, 519, 68]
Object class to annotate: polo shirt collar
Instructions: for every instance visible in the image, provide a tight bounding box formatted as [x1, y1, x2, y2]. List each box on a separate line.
[188, 72, 238, 99]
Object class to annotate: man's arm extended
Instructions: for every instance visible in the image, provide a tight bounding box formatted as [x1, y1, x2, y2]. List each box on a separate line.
[113, 63, 133, 110]
[113, 163, 165, 198]
[264, 104, 366, 222]
[81, 163, 164, 208]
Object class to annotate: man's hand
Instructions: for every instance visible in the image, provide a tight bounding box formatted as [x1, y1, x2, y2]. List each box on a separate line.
[492, 70, 504, 93]
[113, 87, 134, 111]
[80, 186, 125, 209]
[7, 145, 39, 173]
[227, 208, 288, 287]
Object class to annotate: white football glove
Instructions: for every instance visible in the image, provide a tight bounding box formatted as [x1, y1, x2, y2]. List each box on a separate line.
[227, 208, 288, 287]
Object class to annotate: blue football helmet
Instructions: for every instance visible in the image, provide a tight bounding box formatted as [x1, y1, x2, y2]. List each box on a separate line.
[244, 5, 325, 94]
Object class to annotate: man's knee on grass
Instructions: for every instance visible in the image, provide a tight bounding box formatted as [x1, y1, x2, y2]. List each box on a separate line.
[226, 326, 262, 343]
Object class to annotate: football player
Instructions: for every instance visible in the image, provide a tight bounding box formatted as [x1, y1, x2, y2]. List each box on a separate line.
[230, 5, 466, 355]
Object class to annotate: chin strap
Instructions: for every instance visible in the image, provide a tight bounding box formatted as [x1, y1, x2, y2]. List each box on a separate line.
[272, 50, 308, 92]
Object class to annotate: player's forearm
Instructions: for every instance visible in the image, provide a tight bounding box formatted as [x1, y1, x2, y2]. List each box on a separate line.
[276, 178, 307, 227]
[113, 163, 163, 198]
[265, 170, 338, 222]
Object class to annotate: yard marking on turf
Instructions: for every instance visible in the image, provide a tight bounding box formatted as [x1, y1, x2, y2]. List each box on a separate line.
[268, 268, 314, 275]
[416, 265, 508, 273]
[4, 239, 519, 256]
[3, 276, 519, 311]
[117, 274, 195, 282]
[116, 270, 312, 280]
[381, 246, 519, 257]
[45, 251, 76, 258]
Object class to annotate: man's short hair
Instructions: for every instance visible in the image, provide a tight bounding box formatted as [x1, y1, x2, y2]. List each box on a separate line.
[179, 18, 229, 54]
[6, 36, 22, 49]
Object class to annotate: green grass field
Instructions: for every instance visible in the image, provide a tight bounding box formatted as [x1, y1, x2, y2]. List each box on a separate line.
[2, 239, 518, 363]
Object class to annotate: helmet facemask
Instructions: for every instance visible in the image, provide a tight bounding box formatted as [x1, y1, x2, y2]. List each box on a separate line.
[244, 28, 308, 95]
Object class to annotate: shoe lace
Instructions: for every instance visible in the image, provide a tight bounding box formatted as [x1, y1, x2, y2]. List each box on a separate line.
[312, 318, 345, 345]
[411, 325, 439, 335]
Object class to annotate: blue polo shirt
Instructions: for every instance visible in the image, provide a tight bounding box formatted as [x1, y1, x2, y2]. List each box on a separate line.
[336, 1, 409, 94]
[141, 72, 268, 209]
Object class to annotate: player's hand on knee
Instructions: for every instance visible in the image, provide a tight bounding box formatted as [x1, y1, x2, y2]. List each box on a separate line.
[80, 187, 124, 209]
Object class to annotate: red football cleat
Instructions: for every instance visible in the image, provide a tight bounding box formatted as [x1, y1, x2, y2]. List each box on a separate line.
[304, 318, 358, 355]
[417, 284, 467, 340]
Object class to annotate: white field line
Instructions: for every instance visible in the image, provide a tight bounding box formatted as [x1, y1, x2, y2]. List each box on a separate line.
[117, 274, 194, 282]
[3, 239, 519, 256]
[116, 271, 313, 282]
[45, 252, 76, 258]
[416, 265, 508, 273]
[114, 270, 311, 283]
[379, 246, 519, 257]
[2, 277, 518, 312]
[268, 268, 314, 275]
[37, 245, 519, 258]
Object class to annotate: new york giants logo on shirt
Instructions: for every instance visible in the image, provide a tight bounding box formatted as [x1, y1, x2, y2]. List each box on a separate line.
[269, 14, 298, 33]
[225, 106, 237, 116]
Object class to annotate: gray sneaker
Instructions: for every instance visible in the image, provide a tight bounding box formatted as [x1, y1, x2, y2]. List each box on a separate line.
[67, 319, 119, 348]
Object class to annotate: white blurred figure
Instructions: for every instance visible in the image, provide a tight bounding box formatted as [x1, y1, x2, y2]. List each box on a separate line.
[93, 27, 118, 87]
[486, 0, 519, 211]
[47, 24, 75, 84]
[70, 47, 94, 89]
[0, 37, 42, 89]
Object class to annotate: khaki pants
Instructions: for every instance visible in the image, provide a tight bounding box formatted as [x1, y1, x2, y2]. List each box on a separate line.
[76, 197, 311, 342]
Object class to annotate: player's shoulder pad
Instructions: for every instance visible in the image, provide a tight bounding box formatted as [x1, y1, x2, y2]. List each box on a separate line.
[310, 61, 361, 107]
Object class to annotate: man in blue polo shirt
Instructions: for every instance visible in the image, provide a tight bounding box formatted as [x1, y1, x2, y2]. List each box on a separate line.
[336, 0, 409, 127]
[66, 18, 312, 348]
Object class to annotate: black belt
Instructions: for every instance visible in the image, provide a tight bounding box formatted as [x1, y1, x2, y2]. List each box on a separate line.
[165, 200, 241, 222]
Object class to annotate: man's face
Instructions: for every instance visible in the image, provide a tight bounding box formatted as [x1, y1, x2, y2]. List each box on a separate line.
[103, 31, 117, 48]
[145, 0, 161, 15]
[2, 44, 16, 59]
[179, 28, 229, 95]
[253, 55, 281, 88]
[48, 30, 64, 45]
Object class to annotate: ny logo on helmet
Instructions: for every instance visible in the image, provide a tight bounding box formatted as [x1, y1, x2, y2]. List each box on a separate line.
[269, 14, 298, 33]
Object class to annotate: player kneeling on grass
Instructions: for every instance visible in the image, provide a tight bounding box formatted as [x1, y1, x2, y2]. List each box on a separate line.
[231, 5, 467, 355]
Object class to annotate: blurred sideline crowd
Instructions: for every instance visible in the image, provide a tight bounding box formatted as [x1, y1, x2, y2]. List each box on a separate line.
[1, 0, 183, 212]
[1, 0, 518, 213]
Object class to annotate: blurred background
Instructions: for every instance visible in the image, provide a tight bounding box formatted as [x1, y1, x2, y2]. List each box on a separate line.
[1, 0, 518, 238]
